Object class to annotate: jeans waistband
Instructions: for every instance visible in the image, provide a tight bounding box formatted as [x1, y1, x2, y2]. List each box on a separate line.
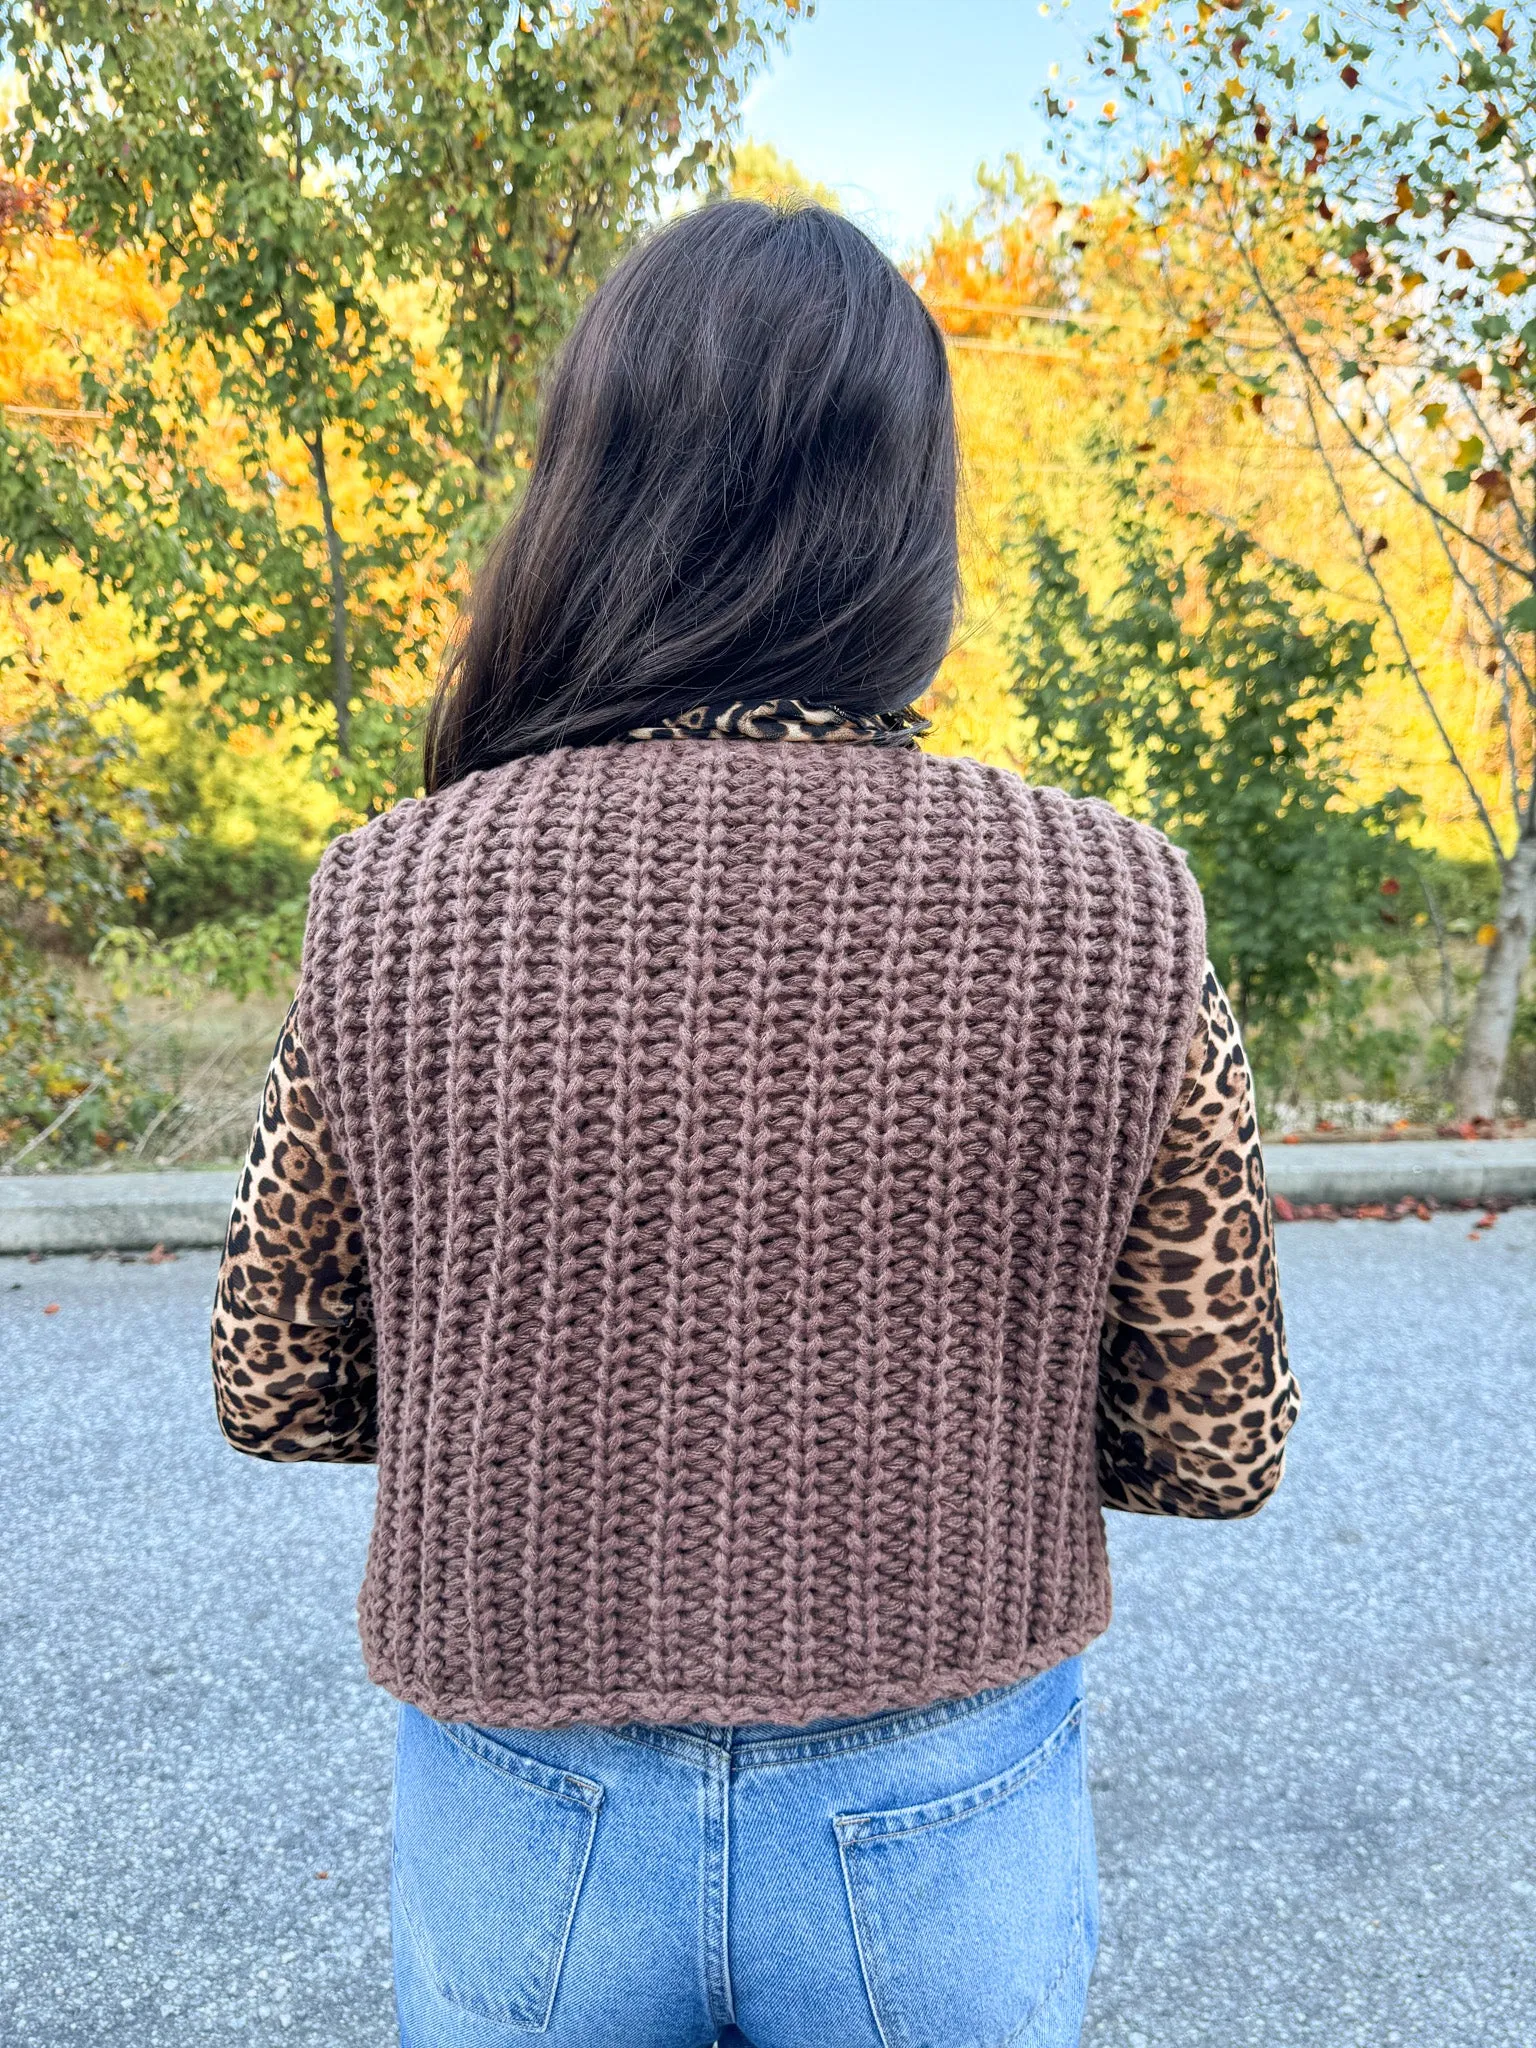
[608, 1658, 1081, 1770]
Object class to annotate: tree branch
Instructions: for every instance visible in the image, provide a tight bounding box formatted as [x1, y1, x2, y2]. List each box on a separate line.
[1227, 216, 1531, 580]
[1364, 385, 1536, 790]
[1452, 382, 1536, 561]
[306, 425, 352, 756]
[1296, 372, 1509, 865]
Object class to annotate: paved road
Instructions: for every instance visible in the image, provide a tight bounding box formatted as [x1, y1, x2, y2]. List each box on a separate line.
[2, 1213, 1533, 2048]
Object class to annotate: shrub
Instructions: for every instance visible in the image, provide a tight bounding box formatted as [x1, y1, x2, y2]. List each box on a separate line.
[96, 896, 307, 1004]
[1005, 459, 1411, 1096]
[138, 832, 314, 936]
[0, 680, 175, 1167]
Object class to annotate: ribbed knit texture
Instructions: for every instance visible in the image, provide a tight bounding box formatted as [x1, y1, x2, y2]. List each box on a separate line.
[297, 742, 1205, 1728]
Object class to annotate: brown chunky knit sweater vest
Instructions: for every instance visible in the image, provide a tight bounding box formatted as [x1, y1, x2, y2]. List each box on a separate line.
[297, 741, 1205, 1727]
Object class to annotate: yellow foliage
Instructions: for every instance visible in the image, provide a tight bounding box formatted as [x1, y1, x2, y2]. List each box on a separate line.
[728, 140, 841, 211]
[0, 188, 459, 863]
[0, 211, 167, 416]
[2, 160, 1520, 879]
[910, 185, 1519, 866]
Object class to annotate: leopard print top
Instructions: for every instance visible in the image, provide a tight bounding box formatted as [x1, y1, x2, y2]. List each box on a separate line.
[624, 695, 933, 745]
[213, 697, 1295, 1510]
[211, 968, 1296, 1515]
[1097, 964, 1297, 1517]
[212, 1017, 376, 1464]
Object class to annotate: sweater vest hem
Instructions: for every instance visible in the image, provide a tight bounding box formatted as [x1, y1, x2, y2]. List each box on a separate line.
[357, 1618, 1111, 1731]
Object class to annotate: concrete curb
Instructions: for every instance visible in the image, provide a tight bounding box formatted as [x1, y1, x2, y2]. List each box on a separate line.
[3, 1140, 1536, 1255]
[1263, 1137, 1536, 1209]
[0, 1170, 239, 1257]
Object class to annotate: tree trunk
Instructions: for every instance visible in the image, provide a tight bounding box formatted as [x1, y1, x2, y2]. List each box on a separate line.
[307, 427, 352, 756]
[1456, 831, 1536, 1120]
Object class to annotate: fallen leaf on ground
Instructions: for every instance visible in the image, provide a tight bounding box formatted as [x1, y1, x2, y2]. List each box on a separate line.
[43, 1303, 60, 1315]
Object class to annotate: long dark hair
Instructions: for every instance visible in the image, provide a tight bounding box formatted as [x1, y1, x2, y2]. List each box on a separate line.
[424, 199, 959, 789]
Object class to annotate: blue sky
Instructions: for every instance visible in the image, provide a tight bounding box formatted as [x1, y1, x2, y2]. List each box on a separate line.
[741, 0, 1086, 253]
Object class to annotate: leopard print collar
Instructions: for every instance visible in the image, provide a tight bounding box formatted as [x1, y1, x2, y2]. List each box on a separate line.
[625, 697, 931, 747]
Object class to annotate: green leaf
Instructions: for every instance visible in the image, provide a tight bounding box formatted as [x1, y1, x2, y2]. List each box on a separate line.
[1002, 444, 1411, 1078]
[2, 0, 796, 777]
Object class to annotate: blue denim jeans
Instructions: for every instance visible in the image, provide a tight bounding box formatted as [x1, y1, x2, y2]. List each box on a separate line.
[392, 1654, 1096, 2048]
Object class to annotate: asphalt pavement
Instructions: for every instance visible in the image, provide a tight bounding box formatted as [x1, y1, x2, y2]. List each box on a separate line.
[2, 1211, 1533, 2048]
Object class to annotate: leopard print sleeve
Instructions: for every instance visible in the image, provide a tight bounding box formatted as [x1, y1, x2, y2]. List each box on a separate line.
[1096, 966, 1299, 1519]
[210, 1000, 377, 1463]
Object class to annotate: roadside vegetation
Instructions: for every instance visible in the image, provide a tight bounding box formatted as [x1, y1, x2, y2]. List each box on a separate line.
[0, 0, 1531, 1169]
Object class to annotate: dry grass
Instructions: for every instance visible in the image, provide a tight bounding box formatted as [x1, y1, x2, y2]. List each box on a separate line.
[110, 986, 287, 1172]
[2, 976, 287, 1177]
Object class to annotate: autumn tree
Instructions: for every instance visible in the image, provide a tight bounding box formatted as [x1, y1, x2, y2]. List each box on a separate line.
[368, 5, 805, 517]
[728, 138, 840, 210]
[903, 160, 1268, 768]
[1062, 0, 1536, 1117]
[0, 0, 801, 783]
[1, 1, 462, 774]
[911, 157, 1080, 334]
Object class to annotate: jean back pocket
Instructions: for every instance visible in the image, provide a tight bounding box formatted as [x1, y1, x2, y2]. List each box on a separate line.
[834, 1699, 1089, 2048]
[393, 1707, 603, 2032]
